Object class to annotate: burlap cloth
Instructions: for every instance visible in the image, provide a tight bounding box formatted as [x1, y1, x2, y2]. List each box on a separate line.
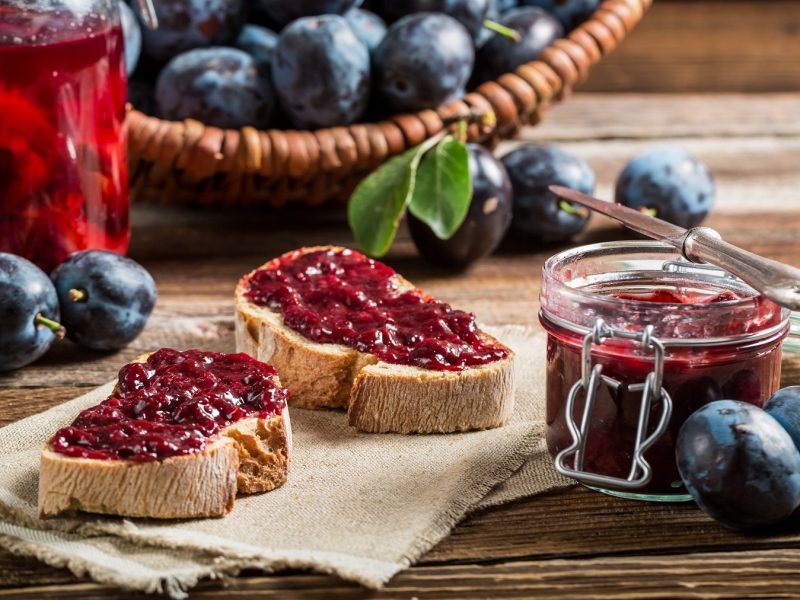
[0, 325, 572, 597]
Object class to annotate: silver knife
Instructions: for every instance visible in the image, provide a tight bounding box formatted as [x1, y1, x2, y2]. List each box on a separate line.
[549, 185, 800, 311]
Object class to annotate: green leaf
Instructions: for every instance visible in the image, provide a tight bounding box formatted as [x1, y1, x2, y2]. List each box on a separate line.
[408, 136, 472, 240]
[347, 135, 440, 257]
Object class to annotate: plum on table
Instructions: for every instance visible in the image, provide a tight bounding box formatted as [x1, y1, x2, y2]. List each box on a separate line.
[156, 47, 275, 129]
[373, 13, 473, 112]
[765, 386, 800, 449]
[409, 144, 513, 268]
[137, 0, 245, 63]
[472, 6, 562, 84]
[676, 400, 800, 531]
[272, 15, 370, 129]
[615, 147, 715, 229]
[501, 144, 595, 243]
[0, 253, 63, 371]
[51, 250, 157, 351]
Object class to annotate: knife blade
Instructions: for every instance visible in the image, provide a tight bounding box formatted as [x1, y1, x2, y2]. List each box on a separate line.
[549, 185, 800, 310]
[550, 185, 688, 248]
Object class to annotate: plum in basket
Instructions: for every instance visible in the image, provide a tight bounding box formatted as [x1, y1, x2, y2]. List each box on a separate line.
[234, 24, 278, 73]
[257, 0, 362, 27]
[137, 0, 245, 63]
[155, 47, 275, 129]
[373, 13, 473, 112]
[369, 0, 490, 41]
[520, 0, 600, 30]
[272, 15, 370, 129]
[345, 7, 387, 51]
[472, 6, 562, 84]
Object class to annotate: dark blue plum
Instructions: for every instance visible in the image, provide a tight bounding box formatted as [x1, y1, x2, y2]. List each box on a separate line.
[494, 0, 519, 11]
[409, 144, 513, 268]
[137, 0, 245, 63]
[676, 400, 800, 531]
[501, 144, 595, 243]
[615, 147, 715, 229]
[374, 13, 473, 112]
[156, 47, 275, 128]
[766, 386, 800, 449]
[257, 0, 362, 27]
[520, 0, 600, 30]
[234, 24, 278, 73]
[51, 251, 157, 351]
[345, 8, 387, 51]
[273, 15, 370, 129]
[0, 254, 63, 372]
[369, 0, 489, 41]
[472, 7, 562, 84]
[118, 0, 142, 75]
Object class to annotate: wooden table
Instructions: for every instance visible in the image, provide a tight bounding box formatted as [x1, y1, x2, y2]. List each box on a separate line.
[3, 94, 800, 598]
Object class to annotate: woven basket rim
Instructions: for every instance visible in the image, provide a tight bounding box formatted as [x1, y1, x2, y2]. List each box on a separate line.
[127, 0, 651, 206]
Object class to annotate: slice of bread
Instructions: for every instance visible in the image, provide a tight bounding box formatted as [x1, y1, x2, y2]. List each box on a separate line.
[235, 246, 515, 434]
[38, 353, 291, 520]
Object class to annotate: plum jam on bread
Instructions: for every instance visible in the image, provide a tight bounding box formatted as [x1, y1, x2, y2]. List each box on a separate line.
[39, 349, 291, 519]
[236, 247, 515, 434]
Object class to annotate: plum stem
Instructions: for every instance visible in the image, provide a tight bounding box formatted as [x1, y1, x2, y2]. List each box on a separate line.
[559, 200, 589, 218]
[483, 19, 521, 43]
[35, 313, 66, 339]
[69, 288, 87, 302]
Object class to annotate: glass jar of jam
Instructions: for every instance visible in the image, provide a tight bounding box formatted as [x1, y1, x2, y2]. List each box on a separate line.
[540, 241, 790, 501]
[0, 0, 128, 272]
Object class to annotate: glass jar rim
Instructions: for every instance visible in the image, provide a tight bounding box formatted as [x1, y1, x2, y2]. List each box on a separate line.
[540, 240, 789, 344]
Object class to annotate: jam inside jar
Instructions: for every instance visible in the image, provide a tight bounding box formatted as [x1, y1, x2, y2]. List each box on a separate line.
[539, 241, 790, 501]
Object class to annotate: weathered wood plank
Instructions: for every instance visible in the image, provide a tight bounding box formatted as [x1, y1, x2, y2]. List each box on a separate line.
[525, 94, 800, 141]
[583, 1, 800, 93]
[5, 547, 800, 598]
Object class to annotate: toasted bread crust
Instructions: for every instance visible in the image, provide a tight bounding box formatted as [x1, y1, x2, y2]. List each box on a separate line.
[235, 246, 516, 433]
[38, 355, 292, 520]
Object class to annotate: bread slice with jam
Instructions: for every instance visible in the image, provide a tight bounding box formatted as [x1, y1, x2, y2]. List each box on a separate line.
[38, 349, 291, 519]
[235, 246, 515, 433]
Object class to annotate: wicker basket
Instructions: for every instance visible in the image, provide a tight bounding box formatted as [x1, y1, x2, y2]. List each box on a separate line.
[127, 0, 650, 208]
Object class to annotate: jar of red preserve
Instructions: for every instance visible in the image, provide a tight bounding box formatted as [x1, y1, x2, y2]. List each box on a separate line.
[0, 0, 128, 272]
[540, 241, 791, 501]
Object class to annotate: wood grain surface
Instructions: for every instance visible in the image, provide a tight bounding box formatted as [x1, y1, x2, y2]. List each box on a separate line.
[583, 0, 800, 93]
[2, 94, 800, 597]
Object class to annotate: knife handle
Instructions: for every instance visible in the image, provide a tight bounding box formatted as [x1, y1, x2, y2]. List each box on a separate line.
[683, 227, 800, 311]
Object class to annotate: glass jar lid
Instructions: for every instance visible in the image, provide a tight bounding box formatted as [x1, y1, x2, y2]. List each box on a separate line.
[540, 241, 789, 345]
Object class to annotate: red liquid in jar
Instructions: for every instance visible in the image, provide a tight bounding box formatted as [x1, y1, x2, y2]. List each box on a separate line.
[0, 14, 128, 272]
[544, 288, 785, 495]
[243, 248, 510, 371]
[52, 349, 288, 462]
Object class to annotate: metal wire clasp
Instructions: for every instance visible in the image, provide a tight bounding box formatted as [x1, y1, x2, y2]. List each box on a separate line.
[554, 319, 673, 490]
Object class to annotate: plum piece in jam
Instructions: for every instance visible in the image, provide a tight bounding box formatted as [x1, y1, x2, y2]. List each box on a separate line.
[540, 242, 790, 499]
[243, 248, 509, 372]
[51, 349, 288, 462]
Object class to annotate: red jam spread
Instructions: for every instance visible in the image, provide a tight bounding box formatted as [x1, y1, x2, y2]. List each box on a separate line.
[243, 248, 509, 371]
[543, 287, 786, 495]
[52, 349, 288, 462]
[611, 289, 739, 304]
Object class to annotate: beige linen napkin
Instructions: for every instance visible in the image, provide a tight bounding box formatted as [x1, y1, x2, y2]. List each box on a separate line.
[0, 325, 572, 597]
